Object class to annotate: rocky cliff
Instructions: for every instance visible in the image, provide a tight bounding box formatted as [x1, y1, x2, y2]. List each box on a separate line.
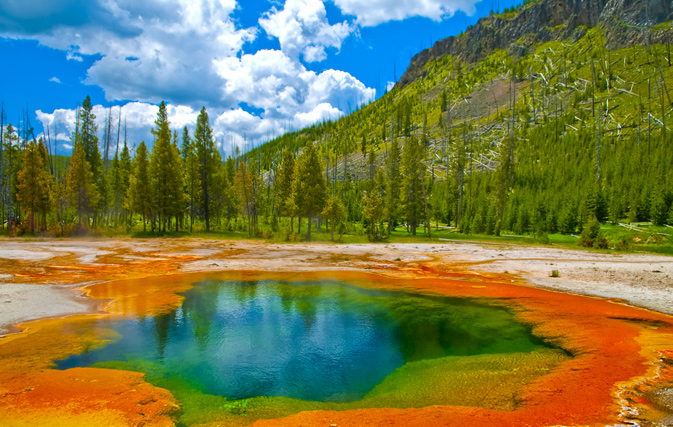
[397, 0, 672, 88]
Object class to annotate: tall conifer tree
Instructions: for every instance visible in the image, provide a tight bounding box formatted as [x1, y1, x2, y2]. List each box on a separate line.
[194, 107, 217, 232]
[17, 140, 52, 233]
[127, 142, 152, 231]
[295, 142, 327, 241]
[66, 141, 99, 228]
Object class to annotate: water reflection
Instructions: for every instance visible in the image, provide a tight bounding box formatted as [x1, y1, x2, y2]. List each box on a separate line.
[57, 279, 547, 403]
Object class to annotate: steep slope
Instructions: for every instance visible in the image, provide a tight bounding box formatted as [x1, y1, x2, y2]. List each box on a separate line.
[249, 0, 673, 240]
[398, 0, 672, 88]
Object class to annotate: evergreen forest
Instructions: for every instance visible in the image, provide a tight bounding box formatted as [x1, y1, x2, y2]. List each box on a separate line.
[1, 9, 673, 253]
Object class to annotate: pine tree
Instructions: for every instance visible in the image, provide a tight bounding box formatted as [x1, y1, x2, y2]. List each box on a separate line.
[651, 189, 668, 226]
[322, 196, 346, 241]
[454, 123, 467, 228]
[66, 141, 99, 228]
[3, 124, 23, 229]
[150, 102, 171, 231]
[194, 107, 217, 232]
[127, 142, 152, 231]
[184, 137, 201, 232]
[76, 96, 100, 175]
[74, 96, 105, 226]
[150, 101, 183, 232]
[274, 149, 296, 232]
[363, 168, 386, 240]
[181, 126, 191, 159]
[494, 134, 515, 236]
[36, 140, 53, 231]
[234, 161, 256, 236]
[119, 142, 132, 225]
[385, 136, 401, 233]
[295, 142, 327, 241]
[208, 149, 225, 228]
[109, 153, 123, 225]
[223, 156, 237, 223]
[401, 136, 425, 235]
[368, 147, 377, 182]
[17, 140, 52, 233]
[169, 139, 185, 231]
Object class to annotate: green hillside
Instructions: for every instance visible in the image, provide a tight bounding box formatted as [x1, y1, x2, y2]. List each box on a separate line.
[246, 4, 673, 249]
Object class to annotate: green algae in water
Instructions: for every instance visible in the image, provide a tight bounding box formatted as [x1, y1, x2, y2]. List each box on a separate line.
[56, 279, 570, 426]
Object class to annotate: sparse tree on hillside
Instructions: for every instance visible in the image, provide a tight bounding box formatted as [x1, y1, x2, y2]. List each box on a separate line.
[322, 196, 346, 241]
[385, 136, 401, 233]
[401, 136, 425, 235]
[234, 161, 256, 236]
[295, 142, 327, 241]
[363, 168, 386, 240]
[274, 149, 297, 232]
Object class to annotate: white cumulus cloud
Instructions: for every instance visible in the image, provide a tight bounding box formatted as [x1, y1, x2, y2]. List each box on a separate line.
[1, 0, 255, 107]
[4, 0, 376, 151]
[332, 0, 479, 26]
[259, 0, 352, 62]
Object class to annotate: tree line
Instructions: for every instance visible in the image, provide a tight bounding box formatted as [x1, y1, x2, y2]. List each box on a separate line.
[0, 92, 445, 241]
[2, 34, 673, 244]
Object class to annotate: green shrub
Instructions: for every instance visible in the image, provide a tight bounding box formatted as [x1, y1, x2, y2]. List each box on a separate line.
[614, 237, 633, 251]
[578, 215, 608, 249]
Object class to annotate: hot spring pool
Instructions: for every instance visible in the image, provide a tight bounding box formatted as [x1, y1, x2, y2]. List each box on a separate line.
[55, 277, 569, 425]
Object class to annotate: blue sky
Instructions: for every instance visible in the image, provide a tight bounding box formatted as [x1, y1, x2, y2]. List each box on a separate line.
[0, 0, 518, 155]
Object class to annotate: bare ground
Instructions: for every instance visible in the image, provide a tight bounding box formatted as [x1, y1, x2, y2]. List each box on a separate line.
[0, 237, 672, 335]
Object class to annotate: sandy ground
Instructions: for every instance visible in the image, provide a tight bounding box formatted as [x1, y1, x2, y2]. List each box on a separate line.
[0, 284, 97, 336]
[0, 237, 672, 334]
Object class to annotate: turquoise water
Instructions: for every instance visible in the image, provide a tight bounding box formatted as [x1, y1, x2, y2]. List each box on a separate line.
[57, 279, 549, 403]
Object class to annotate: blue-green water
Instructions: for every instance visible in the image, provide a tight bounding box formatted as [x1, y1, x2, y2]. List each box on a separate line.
[57, 279, 549, 403]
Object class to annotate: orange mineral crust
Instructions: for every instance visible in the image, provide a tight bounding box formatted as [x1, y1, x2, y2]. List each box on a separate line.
[1, 270, 672, 427]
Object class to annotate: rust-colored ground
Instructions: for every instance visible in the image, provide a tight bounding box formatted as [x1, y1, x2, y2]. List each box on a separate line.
[0, 239, 672, 427]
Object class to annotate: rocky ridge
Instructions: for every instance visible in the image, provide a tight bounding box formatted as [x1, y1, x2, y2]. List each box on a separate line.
[398, 0, 673, 88]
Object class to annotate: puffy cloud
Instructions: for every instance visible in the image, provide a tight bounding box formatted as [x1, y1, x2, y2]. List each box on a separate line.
[215, 50, 374, 116]
[5, 0, 376, 150]
[35, 102, 199, 154]
[214, 108, 274, 148]
[306, 69, 375, 112]
[331, 0, 479, 26]
[294, 103, 342, 128]
[34, 92, 365, 156]
[49, 76, 62, 83]
[1, 0, 255, 107]
[35, 108, 76, 142]
[259, 0, 352, 62]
